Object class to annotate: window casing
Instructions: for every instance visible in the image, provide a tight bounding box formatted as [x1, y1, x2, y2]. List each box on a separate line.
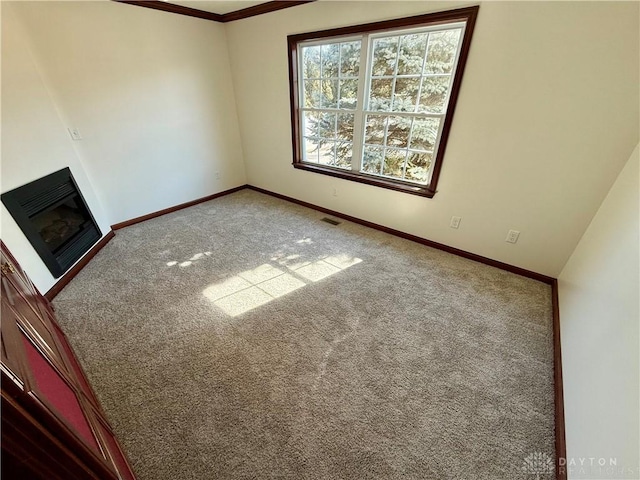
[288, 7, 479, 197]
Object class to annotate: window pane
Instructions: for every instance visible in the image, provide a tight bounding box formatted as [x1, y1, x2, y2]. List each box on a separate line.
[321, 43, 340, 78]
[425, 29, 462, 74]
[295, 16, 473, 192]
[383, 148, 407, 178]
[397, 33, 428, 75]
[418, 76, 450, 113]
[364, 115, 386, 145]
[321, 79, 338, 108]
[371, 37, 398, 77]
[303, 137, 319, 163]
[405, 151, 433, 183]
[336, 113, 354, 141]
[304, 79, 321, 108]
[303, 111, 319, 137]
[362, 145, 383, 174]
[302, 45, 321, 79]
[369, 78, 393, 111]
[340, 41, 361, 77]
[339, 79, 358, 109]
[386, 116, 411, 148]
[410, 117, 440, 151]
[393, 77, 420, 112]
[319, 112, 336, 139]
[319, 140, 336, 165]
[335, 142, 353, 169]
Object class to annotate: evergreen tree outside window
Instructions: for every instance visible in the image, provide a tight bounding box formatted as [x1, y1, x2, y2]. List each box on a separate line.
[288, 7, 479, 197]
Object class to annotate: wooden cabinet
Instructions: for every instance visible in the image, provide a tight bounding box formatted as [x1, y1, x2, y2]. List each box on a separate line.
[1, 241, 136, 480]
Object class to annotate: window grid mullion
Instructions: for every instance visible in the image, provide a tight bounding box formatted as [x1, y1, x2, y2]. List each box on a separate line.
[372, 73, 451, 80]
[305, 77, 359, 81]
[389, 36, 401, 113]
[363, 74, 451, 79]
[415, 34, 431, 114]
[380, 116, 393, 175]
[440, 26, 466, 115]
[351, 35, 369, 172]
[336, 44, 342, 112]
[379, 37, 393, 174]
[401, 149, 410, 180]
[425, 116, 447, 184]
[424, 26, 465, 184]
[362, 110, 444, 119]
[333, 43, 342, 158]
[335, 44, 340, 154]
[299, 48, 315, 164]
[301, 107, 356, 114]
[319, 45, 324, 108]
[402, 117, 416, 179]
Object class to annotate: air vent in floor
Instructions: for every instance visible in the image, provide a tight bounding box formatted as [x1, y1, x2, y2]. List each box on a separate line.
[321, 217, 341, 226]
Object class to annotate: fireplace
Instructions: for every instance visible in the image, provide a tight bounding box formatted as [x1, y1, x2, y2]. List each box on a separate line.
[1, 168, 101, 278]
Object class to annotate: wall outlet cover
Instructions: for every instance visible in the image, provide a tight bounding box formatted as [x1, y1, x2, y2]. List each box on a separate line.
[68, 128, 82, 141]
[506, 230, 520, 243]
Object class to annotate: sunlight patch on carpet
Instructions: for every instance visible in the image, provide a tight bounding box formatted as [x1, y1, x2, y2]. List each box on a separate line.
[166, 251, 213, 268]
[203, 254, 362, 317]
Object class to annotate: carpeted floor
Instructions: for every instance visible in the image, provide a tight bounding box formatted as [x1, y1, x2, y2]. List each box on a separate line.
[53, 189, 555, 480]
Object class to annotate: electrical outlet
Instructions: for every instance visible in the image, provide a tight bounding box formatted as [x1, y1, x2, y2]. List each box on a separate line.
[332, 188, 337, 197]
[450, 216, 461, 229]
[68, 128, 82, 141]
[506, 230, 520, 244]
[215, 171, 220, 179]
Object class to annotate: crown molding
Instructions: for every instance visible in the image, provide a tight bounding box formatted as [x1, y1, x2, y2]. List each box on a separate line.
[114, 0, 315, 23]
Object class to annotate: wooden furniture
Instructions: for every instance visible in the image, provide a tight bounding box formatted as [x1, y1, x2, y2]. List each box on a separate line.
[1, 241, 136, 480]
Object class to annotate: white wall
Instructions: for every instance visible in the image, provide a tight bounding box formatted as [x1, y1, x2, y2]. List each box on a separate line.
[225, 1, 639, 277]
[558, 144, 639, 478]
[2, 0, 639, 468]
[3, 1, 638, 288]
[9, 0, 246, 225]
[1, 3, 111, 293]
[2, 0, 247, 292]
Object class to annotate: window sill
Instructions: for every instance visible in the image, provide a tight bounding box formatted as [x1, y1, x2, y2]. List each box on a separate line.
[292, 162, 436, 198]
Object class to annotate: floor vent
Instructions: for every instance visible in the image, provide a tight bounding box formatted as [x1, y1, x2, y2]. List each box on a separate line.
[321, 217, 341, 226]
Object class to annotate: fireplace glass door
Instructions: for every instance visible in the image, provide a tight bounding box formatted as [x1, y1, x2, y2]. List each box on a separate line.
[1, 168, 101, 278]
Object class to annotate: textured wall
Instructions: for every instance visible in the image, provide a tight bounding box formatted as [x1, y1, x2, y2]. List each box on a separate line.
[2, 0, 248, 292]
[8, 1, 247, 225]
[1, 3, 111, 293]
[559, 144, 639, 478]
[225, 1, 639, 277]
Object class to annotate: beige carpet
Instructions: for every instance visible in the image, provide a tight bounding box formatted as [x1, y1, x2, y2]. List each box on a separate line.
[53, 189, 555, 479]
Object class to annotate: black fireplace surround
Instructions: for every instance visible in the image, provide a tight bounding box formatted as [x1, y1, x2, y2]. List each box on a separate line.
[2, 168, 101, 278]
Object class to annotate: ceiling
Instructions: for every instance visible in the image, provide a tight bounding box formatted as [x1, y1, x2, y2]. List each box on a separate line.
[168, 1, 269, 15]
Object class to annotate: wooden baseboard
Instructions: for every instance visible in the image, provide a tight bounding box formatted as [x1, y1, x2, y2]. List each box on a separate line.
[551, 279, 567, 480]
[44, 182, 567, 478]
[246, 185, 554, 284]
[110, 185, 248, 230]
[245, 184, 566, 478]
[45, 230, 115, 301]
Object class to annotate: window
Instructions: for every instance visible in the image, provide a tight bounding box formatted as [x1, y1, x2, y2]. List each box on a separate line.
[288, 7, 479, 197]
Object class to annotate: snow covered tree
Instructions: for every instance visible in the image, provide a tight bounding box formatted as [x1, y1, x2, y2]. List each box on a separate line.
[301, 28, 461, 183]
